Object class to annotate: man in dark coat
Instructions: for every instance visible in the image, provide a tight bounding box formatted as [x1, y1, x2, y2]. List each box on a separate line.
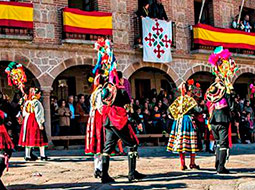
[208, 80, 234, 174]
[150, 0, 168, 20]
[101, 72, 146, 183]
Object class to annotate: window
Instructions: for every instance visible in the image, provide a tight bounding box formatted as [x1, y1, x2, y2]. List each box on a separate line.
[240, 7, 255, 32]
[68, 0, 97, 11]
[194, 0, 214, 25]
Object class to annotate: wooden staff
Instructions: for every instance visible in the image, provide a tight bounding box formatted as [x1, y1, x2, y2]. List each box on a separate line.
[198, 0, 206, 23]
[237, 0, 245, 24]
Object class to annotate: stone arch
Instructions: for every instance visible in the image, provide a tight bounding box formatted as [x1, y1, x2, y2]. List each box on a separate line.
[182, 64, 212, 82]
[0, 51, 42, 79]
[123, 61, 179, 86]
[47, 57, 94, 87]
[232, 66, 255, 83]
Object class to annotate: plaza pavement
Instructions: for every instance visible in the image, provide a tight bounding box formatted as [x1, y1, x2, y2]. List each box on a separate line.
[3, 144, 255, 190]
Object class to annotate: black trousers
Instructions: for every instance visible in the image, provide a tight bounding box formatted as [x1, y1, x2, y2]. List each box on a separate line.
[211, 123, 229, 149]
[103, 124, 138, 155]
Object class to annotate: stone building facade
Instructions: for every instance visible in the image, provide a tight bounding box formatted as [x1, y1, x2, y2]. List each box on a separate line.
[1, 0, 255, 141]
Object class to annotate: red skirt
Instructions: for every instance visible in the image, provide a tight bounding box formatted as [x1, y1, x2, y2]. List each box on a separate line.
[85, 110, 104, 154]
[0, 124, 14, 150]
[18, 113, 48, 147]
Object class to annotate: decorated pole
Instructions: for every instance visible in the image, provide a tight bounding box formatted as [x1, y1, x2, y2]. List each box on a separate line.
[198, 0, 206, 23]
[237, 0, 245, 24]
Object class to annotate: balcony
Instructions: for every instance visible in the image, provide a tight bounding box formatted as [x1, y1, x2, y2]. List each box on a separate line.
[0, 1, 33, 40]
[191, 23, 255, 56]
[62, 7, 112, 43]
[133, 15, 176, 49]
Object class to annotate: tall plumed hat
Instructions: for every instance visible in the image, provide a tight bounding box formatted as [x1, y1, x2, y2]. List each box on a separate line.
[205, 80, 226, 103]
[101, 82, 117, 106]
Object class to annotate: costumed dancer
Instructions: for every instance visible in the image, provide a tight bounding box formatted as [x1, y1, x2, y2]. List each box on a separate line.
[167, 81, 201, 170]
[101, 71, 146, 183]
[85, 73, 105, 179]
[86, 37, 116, 179]
[18, 88, 48, 161]
[0, 109, 14, 189]
[205, 47, 237, 174]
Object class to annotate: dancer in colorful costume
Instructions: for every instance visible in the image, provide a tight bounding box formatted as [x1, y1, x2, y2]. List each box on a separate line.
[0, 108, 14, 189]
[18, 88, 48, 161]
[85, 72, 105, 179]
[167, 81, 201, 170]
[205, 46, 237, 174]
[101, 71, 146, 183]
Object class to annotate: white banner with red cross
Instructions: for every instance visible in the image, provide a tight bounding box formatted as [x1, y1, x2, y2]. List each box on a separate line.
[142, 17, 172, 63]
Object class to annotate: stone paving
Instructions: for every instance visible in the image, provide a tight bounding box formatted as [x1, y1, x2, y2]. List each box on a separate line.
[3, 144, 255, 190]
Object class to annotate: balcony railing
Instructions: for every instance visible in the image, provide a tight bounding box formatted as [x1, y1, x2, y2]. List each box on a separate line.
[191, 23, 255, 56]
[0, 1, 33, 38]
[62, 7, 112, 42]
[0, 27, 32, 36]
[133, 15, 176, 49]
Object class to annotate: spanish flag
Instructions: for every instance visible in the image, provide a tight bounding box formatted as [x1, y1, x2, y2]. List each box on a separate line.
[0, 1, 33, 29]
[63, 7, 112, 36]
[193, 23, 255, 51]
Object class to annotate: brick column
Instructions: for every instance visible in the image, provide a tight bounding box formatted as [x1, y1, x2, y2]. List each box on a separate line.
[41, 87, 52, 143]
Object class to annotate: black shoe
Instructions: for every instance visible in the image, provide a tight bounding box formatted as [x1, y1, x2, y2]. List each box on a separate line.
[41, 156, 48, 161]
[101, 174, 115, 183]
[30, 152, 38, 161]
[94, 169, 102, 179]
[217, 168, 230, 174]
[128, 170, 146, 182]
[24, 157, 32, 161]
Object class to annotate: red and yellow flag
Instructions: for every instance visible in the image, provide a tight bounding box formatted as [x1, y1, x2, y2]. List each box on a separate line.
[63, 7, 112, 36]
[0, 1, 33, 29]
[193, 23, 255, 50]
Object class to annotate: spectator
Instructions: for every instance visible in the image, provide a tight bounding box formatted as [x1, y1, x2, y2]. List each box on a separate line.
[143, 108, 153, 133]
[244, 100, 254, 119]
[150, 97, 157, 108]
[136, 1, 150, 18]
[240, 15, 252, 32]
[240, 112, 252, 144]
[152, 105, 163, 133]
[68, 95, 76, 135]
[136, 108, 146, 134]
[134, 99, 141, 111]
[150, 0, 168, 21]
[74, 95, 79, 107]
[10, 92, 22, 147]
[231, 15, 239, 29]
[50, 96, 59, 136]
[75, 94, 88, 135]
[58, 99, 71, 149]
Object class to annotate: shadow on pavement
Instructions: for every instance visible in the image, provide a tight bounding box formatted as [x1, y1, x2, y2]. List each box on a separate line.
[7, 182, 101, 190]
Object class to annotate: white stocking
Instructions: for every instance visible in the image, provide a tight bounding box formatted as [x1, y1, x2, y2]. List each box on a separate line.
[39, 146, 46, 157]
[94, 155, 102, 172]
[209, 141, 215, 151]
[25, 147, 31, 158]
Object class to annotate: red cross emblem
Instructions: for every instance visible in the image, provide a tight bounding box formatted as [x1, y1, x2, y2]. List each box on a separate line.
[152, 22, 163, 36]
[144, 33, 155, 47]
[162, 35, 172, 48]
[153, 44, 165, 58]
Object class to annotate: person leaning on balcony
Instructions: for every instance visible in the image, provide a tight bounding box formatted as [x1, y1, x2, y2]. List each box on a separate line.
[240, 15, 252, 33]
[136, 2, 150, 18]
[231, 15, 239, 29]
[150, 0, 168, 21]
